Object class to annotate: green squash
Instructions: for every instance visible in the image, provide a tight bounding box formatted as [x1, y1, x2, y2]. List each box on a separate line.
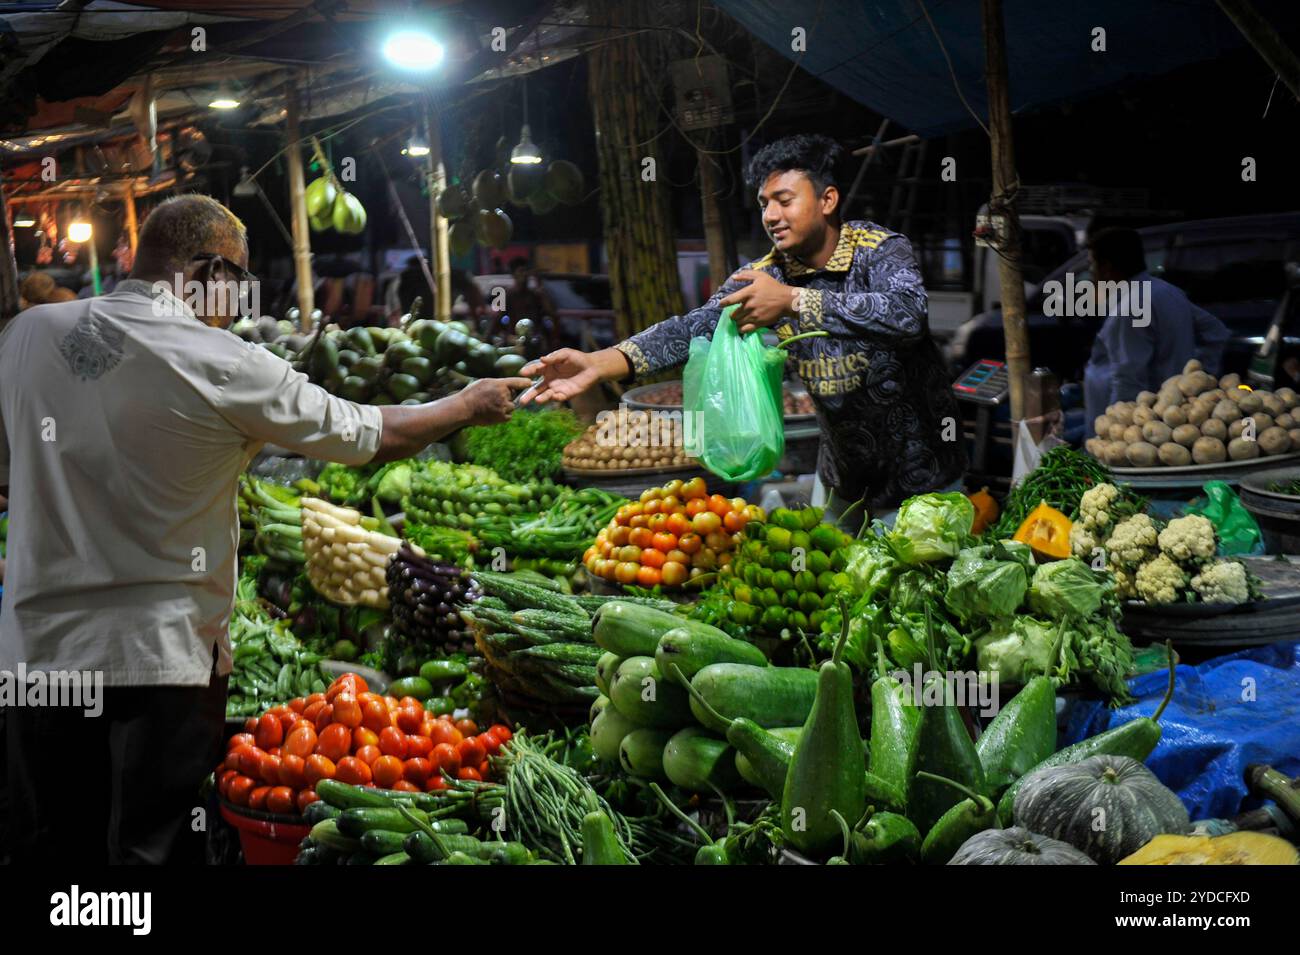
[948, 826, 1096, 865]
[1013, 755, 1189, 865]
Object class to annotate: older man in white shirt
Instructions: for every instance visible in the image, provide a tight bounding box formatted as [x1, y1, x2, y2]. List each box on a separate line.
[0, 195, 526, 863]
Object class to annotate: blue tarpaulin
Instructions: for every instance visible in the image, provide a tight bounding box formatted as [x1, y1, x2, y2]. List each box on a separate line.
[714, 0, 1300, 136]
[1061, 641, 1300, 820]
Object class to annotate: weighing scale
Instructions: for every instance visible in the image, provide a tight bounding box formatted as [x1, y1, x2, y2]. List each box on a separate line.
[951, 359, 1011, 473]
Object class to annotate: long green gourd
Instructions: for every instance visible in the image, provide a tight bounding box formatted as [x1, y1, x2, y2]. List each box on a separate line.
[976, 675, 1057, 795]
[869, 634, 922, 805]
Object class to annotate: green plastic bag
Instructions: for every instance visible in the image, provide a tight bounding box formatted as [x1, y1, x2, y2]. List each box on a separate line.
[1183, 480, 1262, 556]
[683, 305, 786, 481]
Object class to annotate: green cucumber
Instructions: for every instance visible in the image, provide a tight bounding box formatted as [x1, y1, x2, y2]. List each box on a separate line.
[735, 726, 801, 790]
[308, 819, 362, 854]
[975, 675, 1057, 795]
[655, 627, 767, 680]
[590, 705, 639, 763]
[609, 656, 693, 728]
[388, 676, 434, 700]
[688, 663, 819, 731]
[360, 828, 410, 856]
[419, 659, 469, 684]
[593, 602, 723, 657]
[595, 652, 623, 697]
[336, 807, 468, 837]
[401, 830, 487, 862]
[662, 727, 741, 792]
[994, 655, 1174, 826]
[618, 728, 673, 779]
[303, 800, 342, 825]
[373, 851, 413, 865]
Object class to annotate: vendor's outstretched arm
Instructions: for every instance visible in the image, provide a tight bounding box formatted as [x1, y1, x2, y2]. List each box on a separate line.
[374, 377, 530, 461]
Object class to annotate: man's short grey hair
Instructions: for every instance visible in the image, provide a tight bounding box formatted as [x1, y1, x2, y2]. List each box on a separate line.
[136, 194, 247, 273]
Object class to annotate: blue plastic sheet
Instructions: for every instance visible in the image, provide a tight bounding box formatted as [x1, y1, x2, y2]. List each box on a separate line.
[1060, 642, 1300, 820]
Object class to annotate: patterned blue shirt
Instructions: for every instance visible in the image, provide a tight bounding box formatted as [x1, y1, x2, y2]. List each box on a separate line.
[616, 221, 966, 508]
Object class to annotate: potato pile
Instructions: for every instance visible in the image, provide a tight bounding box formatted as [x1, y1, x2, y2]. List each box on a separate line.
[1087, 360, 1300, 468]
[562, 408, 698, 472]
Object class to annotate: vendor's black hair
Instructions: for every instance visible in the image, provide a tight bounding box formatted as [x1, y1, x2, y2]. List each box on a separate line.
[1088, 228, 1147, 278]
[745, 134, 844, 196]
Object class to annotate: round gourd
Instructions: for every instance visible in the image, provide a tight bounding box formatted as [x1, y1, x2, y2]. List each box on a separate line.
[948, 827, 1095, 866]
[1125, 442, 1159, 468]
[1192, 436, 1227, 464]
[1107, 423, 1127, 442]
[1258, 426, 1291, 456]
[1200, 418, 1228, 441]
[1227, 437, 1260, 461]
[1135, 390, 1157, 408]
[1013, 755, 1190, 865]
[1093, 415, 1115, 438]
[1160, 405, 1187, 428]
[1220, 372, 1242, 390]
[1170, 424, 1200, 447]
[1158, 442, 1191, 466]
[1140, 421, 1172, 445]
[1131, 406, 1154, 425]
[1122, 425, 1143, 445]
[1238, 392, 1263, 414]
[1212, 399, 1241, 422]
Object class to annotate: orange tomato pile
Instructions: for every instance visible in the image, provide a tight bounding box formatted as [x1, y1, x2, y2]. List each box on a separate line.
[583, 476, 762, 590]
[216, 672, 513, 816]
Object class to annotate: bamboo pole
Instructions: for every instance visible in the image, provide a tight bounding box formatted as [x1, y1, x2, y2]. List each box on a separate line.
[284, 76, 314, 331]
[0, 181, 20, 320]
[123, 180, 139, 255]
[697, 146, 731, 293]
[981, 0, 1030, 426]
[424, 104, 451, 322]
[1217, 0, 1300, 100]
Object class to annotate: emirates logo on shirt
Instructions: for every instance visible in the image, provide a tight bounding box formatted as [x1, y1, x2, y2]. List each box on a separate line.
[59, 314, 125, 381]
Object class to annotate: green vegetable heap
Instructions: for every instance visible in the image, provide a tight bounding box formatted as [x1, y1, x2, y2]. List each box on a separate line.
[462, 408, 585, 483]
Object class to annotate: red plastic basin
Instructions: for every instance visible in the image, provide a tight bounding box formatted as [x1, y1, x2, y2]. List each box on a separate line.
[219, 802, 311, 865]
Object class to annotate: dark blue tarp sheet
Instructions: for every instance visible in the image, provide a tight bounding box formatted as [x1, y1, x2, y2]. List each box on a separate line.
[1061, 642, 1300, 820]
[714, 0, 1300, 136]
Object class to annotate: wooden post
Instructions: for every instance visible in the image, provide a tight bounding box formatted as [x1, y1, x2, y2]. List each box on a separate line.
[1217, 0, 1300, 100]
[285, 77, 315, 331]
[697, 145, 734, 293]
[0, 181, 20, 320]
[981, 0, 1030, 426]
[424, 104, 451, 322]
[123, 180, 139, 255]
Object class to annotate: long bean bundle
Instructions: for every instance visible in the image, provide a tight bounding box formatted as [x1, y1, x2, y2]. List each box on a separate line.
[992, 446, 1115, 537]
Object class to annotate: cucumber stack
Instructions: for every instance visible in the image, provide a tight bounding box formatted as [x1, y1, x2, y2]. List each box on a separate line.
[588, 602, 818, 795]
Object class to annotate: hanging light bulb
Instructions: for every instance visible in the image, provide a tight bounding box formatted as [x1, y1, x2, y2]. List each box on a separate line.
[68, 217, 93, 243]
[404, 132, 430, 157]
[510, 124, 542, 164]
[13, 213, 36, 228]
[232, 166, 257, 197]
[208, 84, 241, 109]
[382, 30, 445, 71]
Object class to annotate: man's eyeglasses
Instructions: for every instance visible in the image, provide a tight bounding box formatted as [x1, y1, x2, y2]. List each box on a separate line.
[191, 252, 257, 286]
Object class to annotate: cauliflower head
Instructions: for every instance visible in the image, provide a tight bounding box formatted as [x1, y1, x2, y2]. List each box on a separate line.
[1107, 513, 1160, 569]
[1070, 522, 1099, 560]
[1158, 514, 1217, 564]
[1111, 565, 1139, 600]
[1135, 553, 1187, 604]
[1079, 483, 1122, 532]
[1191, 560, 1250, 604]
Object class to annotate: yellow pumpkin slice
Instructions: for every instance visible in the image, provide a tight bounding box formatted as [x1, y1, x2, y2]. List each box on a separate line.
[1119, 832, 1299, 865]
[1012, 501, 1073, 560]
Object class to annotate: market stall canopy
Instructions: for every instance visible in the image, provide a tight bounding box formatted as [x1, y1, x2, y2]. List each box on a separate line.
[712, 0, 1300, 137]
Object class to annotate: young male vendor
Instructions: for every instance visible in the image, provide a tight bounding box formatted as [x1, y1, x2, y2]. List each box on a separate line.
[521, 134, 965, 524]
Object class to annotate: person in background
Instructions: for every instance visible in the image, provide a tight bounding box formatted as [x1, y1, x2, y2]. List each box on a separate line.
[48, 288, 77, 303]
[1084, 228, 1231, 434]
[18, 272, 57, 310]
[503, 258, 557, 349]
[0, 194, 526, 864]
[450, 268, 487, 331]
[396, 255, 430, 317]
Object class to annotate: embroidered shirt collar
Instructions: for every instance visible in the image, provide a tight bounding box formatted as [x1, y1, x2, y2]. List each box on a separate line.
[777, 226, 856, 279]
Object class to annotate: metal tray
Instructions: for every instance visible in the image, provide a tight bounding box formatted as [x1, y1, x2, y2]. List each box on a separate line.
[1109, 451, 1300, 477]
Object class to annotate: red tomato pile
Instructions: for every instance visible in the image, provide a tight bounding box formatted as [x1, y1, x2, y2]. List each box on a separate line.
[583, 476, 762, 590]
[216, 672, 513, 815]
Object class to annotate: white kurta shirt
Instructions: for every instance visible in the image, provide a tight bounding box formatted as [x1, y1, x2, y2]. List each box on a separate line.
[0, 279, 382, 686]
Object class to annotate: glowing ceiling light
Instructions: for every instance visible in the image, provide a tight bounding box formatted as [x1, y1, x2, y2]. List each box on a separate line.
[13, 214, 36, 228]
[382, 30, 445, 71]
[510, 124, 542, 165]
[68, 220, 93, 243]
